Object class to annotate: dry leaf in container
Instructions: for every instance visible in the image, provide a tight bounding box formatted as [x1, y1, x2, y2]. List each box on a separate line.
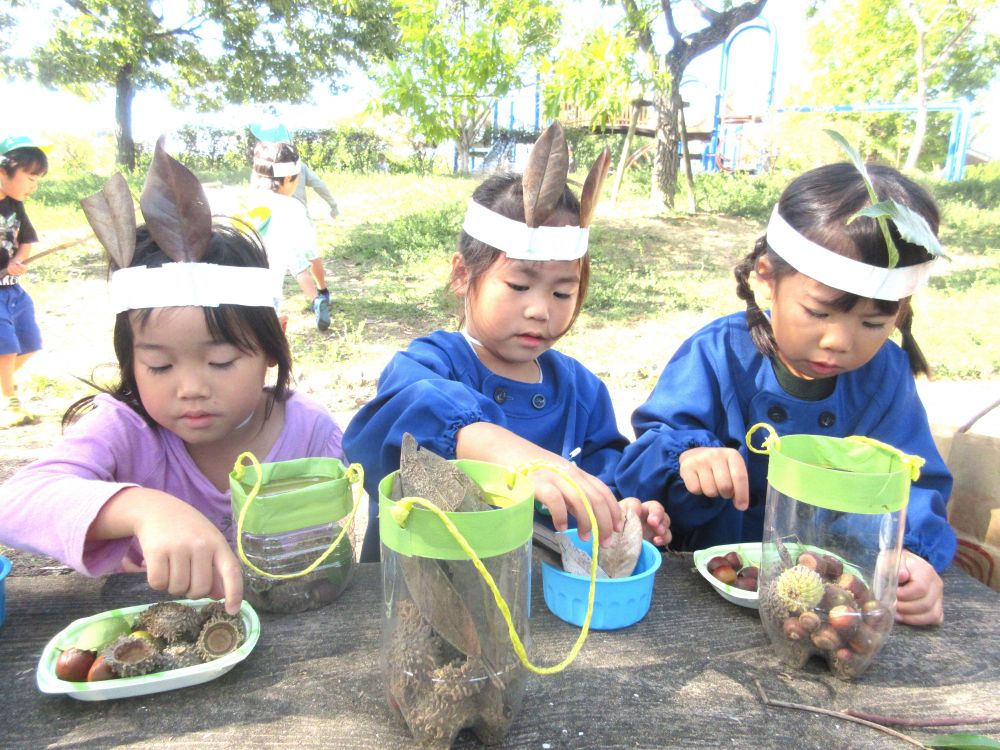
[558, 534, 608, 578]
[599, 508, 643, 578]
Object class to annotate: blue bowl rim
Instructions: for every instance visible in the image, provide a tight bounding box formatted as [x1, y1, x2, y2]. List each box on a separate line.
[0, 554, 10, 581]
[539, 529, 662, 583]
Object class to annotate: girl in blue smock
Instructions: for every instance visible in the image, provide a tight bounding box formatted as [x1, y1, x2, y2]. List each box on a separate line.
[616, 162, 955, 626]
[345, 123, 669, 562]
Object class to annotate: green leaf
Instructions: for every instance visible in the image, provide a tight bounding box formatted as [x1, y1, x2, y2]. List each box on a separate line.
[850, 201, 950, 261]
[825, 128, 899, 268]
[68, 615, 132, 652]
[927, 732, 1000, 749]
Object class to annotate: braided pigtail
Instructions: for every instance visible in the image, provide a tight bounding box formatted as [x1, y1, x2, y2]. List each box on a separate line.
[896, 301, 930, 377]
[734, 237, 777, 357]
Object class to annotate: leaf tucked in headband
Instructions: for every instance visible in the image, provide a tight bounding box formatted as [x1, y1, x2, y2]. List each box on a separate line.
[80, 172, 137, 270]
[139, 136, 212, 262]
[579, 147, 611, 228]
[522, 121, 569, 228]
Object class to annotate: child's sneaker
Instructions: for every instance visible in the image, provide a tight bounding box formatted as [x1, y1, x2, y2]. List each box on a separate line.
[313, 294, 331, 331]
[1, 396, 40, 429]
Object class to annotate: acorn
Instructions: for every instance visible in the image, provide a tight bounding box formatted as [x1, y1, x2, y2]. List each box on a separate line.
[783, 617, 809, 642]
[796, 552, 825, 577]
[837, 573, 868, 603]
[811, 624, 842, 652]
[798, 610, 822, 633]
[195, 618, 244, 661]
[724, 551, 742, 569]
[86, 655, 117, 682]
[712, 565, 737, 585]
[834, 647, 859, 676]
[55, 648, 96, 682]
[827, 604, 860, 638]
[861, 600, 891, 631]
[707, 556, 730, 573]
[821, 584, 853, 611]
[734, 575, 758, 591]
[849, 623, 883, 656]
[739, 565, 759, 579]
[822, 555, 843, 581]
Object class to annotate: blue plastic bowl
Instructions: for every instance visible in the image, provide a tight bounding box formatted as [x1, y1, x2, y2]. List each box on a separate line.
[541, 530, 661, 630]
[0, 555, 11, 628]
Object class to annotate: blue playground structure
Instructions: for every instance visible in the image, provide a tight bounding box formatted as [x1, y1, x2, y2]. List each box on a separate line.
[702, 18, 978, 181]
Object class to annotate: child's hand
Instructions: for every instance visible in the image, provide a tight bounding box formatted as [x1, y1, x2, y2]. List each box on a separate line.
[620, 497, 671, 546]
[532, 464, 622, 547]
[91, 488, 244, 615]
[678, 447, 749, 511]
[896, 549, 944, 626]
[5, 258, 27, 276]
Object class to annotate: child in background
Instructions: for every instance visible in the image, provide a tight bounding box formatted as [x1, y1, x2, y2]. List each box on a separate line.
[0, 135, 48, 428]
[616, 161, 955, 626]
[0, 141, 345, 613]
[251, 141, 332, 331]
[249, 120, 340, 219]
[344, 122, 670, 562]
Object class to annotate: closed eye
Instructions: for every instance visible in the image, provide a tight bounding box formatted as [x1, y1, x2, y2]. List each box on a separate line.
[554, 291, 573, 300]
[507, 283, 528, 292]
[804, 306, 828, 319]
[210, 359, 237, 370]
[862, 320, 889, 329]
[146, 364, 171, 375]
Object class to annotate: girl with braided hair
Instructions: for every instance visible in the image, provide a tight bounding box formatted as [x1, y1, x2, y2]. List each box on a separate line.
[616, 161, 955, 626]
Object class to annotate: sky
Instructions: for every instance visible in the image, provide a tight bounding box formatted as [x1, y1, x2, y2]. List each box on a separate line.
[3, 0, 998, 160]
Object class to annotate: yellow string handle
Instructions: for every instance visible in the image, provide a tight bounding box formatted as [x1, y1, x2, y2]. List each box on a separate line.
[233, 451, 365, 579]
[846, 435, 925, 481]
[746, 422, 780, 455]
[389, 459, 600, 675]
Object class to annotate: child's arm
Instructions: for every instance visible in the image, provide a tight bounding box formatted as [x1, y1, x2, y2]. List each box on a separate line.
[89, 487, 243, 615]
[302, 164, 338, 217]
[5, 240, 33, 275]
[456, 422, 623, 545]
[896, 549, 944, 626]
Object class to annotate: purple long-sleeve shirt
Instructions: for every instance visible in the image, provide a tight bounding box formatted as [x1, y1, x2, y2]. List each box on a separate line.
[0, 392, 344, 576]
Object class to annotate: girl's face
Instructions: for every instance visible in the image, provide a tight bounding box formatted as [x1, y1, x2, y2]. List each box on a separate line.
[453, 251, 581, 381]
[0, 167, 42, 202]
[131, 306, 273, 448]
[759, 260, 897, 379]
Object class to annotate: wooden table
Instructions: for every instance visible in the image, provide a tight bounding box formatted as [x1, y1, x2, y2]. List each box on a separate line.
[1, 555, 997, 749]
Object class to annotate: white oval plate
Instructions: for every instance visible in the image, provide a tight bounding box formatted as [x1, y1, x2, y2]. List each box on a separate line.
[37, 598, 259, 701]
[692, 543, 761, 609]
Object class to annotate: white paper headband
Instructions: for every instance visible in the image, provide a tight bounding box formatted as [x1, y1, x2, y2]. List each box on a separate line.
[462, 200, 589, 262]
[109, 263, 278, 313]
[254, 159, 300, 179]
[765, 206, 937, 301]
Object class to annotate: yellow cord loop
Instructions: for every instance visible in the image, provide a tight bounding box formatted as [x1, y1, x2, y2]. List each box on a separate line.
[390, 459, 599, 675]
[746, 422, 780, 455]
[846, 435, 925, 481]
[233, 451, 365, 579]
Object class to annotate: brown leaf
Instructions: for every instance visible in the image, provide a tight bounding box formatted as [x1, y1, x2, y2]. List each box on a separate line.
[399, 433, 490, 512]
[559, 535, 608, 578]
[522, 121, 569, 228]
[598, 508, 643, 578]
[80, 173, 137, 270]
[401, 556, 482, 659]
[139, 136, 212, 262]
[579, 147, 611, 228]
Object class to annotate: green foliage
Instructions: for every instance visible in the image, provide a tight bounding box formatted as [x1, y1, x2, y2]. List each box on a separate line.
[804, 0, 1000, 169]
[934, 161, 1000, 209]
[339, 204, 465, 265]
[295, 129, 388, 174]
[683, 172, 785, 221]
[375, 0, 561, 171]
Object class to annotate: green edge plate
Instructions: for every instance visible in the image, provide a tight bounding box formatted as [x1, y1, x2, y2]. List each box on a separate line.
[36, 598, 259, 701]
[692, 543, 761, 609]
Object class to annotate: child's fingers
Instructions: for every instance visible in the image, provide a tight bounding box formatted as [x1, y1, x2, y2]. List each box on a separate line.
[213, 551, 245, 616]
[725, 453, 750, 511]
[186, 547, 217, 601]
[534, 482, 570, 533]
[895, 595, 944, 626]
[144, 550, 171, 593]
[165, 554, 192, 599]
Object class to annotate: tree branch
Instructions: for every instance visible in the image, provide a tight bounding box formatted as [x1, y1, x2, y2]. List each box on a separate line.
[753, 679, 926, 749]
[926, 13, 977, 74]
[668, 1, 768, 72]
[846, 709, 1000, 728]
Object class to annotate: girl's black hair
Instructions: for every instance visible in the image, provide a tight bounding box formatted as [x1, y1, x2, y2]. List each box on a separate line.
[734, 162, 939, 376]
[1, 147, 49, 178]
[63, 224, 292, 428]
[251, 141, 299, 192]
[453, 172, 590, 330]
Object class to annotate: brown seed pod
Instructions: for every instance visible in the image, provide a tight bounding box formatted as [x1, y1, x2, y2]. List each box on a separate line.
[849, 623, 883, 656]
[798, 611, 822, 633]
[195, 618, 245, 661]
[821, 584, 853, 611]
[797, 552, 825, 577]
[712, 565, 737, 585]
[783, 617, 809, 642]
[822, 555, 843, 581]
[837, 573, 867, 603]
[724, 551, 742, 569]
[707, 556, 730, 573]
[810, 624, 842, 652]
[861, 600, 891, 631]
[86, 655, 117, 682]
[827, 605, 860, 638]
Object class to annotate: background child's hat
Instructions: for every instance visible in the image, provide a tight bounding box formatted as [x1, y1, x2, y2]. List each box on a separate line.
[249, 120, 292, 144]
[0, 135, 53, 154]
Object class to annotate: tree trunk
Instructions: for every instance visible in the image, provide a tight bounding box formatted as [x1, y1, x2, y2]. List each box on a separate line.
[678, 92, 697, 214]
[903, 22, 927, 171]
[652, 88, 680, 209]
[610, 100, 641, 207]
[115, 64, 136, 171]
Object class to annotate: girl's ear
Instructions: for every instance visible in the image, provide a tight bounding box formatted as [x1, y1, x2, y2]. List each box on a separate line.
[450, 252, 470, 297]
[755, 256, 778, 298]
